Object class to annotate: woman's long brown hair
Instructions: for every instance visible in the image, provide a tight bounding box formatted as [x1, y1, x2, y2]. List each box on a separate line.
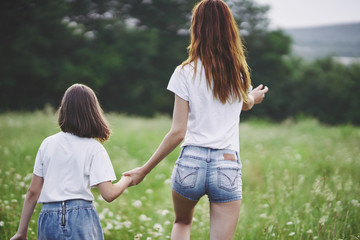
[58, 84, 111, 142]
[182, 0, 251, 103]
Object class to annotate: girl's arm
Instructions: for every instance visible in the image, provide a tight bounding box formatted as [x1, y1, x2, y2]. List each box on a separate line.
[97, 176, 132, 202]
[242, 84, 269, 111]
[123, 94, 189, 186]
[11, 174, 43, 240]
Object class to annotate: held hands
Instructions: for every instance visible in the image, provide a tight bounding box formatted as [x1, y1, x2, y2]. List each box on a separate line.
[251, 84, 268, 104]
[122, 167, 147, 187]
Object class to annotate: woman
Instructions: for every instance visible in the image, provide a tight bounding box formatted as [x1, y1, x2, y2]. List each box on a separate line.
[124, 0, 268, 239]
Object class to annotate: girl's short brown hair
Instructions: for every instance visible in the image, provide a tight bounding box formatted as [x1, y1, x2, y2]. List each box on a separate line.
[58, 84, 111, 142]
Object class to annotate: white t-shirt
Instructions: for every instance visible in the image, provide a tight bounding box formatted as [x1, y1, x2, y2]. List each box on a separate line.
[167, 59, 247, 152]
[33, 132, 116, 203]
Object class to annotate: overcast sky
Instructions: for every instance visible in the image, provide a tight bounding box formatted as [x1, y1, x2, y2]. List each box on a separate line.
[254, 0, 360, 29]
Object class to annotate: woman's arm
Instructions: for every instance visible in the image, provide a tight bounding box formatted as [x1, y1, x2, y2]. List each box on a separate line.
[11, 174, 43, 240]
[242, 84, 269, 111]
[123, 94, 189, 186]
[97, 176, 132, 202]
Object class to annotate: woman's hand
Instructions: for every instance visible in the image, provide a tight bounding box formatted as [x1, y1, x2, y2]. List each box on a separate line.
[251, 84, 268, 104]
[10, 232, 27, 240]
[122, 167, 147, 186]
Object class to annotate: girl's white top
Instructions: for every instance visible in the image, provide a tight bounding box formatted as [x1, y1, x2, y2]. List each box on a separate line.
[167, 59, 247, 152]
[33, 132, 116, 203]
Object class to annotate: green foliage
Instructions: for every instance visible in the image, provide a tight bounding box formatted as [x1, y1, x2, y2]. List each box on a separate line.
[0, 0, 359, 124]
[1, 113, 359, 239]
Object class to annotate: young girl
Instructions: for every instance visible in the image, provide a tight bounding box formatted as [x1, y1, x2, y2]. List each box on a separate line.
[11, 83, 131, 240]
[124, 0, 268, 239]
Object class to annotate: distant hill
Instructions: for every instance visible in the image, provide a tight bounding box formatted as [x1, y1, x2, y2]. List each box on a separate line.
[284, 22, 360, 61]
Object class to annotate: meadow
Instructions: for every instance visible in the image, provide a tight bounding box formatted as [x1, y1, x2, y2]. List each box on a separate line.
[0, 112, 359, 240]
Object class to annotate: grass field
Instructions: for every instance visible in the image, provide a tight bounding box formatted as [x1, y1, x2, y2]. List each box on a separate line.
[0, 112, 359, 240]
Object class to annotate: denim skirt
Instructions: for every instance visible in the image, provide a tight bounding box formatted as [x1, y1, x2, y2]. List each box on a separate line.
[171, 145, 243, 203]
[38, 199, 104, 240]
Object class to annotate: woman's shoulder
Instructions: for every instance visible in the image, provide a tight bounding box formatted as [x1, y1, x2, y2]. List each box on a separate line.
[174, 60, 198, 80]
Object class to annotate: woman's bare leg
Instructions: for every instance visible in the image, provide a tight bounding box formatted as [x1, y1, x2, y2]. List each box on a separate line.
[209, 200, 241, 240]
[171, 190, 198, 240]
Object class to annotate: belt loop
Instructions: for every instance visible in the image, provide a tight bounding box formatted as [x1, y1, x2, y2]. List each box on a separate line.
[235, 151, 240, 163]
[179, 147, 185, 158]
[206, 148, 211, 163]
[61, 201, 66, 226]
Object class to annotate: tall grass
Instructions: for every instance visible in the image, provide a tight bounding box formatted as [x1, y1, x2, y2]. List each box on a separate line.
[0, 112, 359, 239]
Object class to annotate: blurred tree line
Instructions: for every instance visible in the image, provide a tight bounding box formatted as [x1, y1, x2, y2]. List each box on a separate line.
[0, 0, 359, 125]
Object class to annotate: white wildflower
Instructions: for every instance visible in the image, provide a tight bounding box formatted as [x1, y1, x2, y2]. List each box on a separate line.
[153, 223, 163, 232]
[155, 174, 166, 179]
[105, 222, 113, 230]
[306, 229, 313, 234]
[351, 200, 360, 207]
[305, 202, 311, 214]
[335, 201, 343, 213]
[150, 232, 163, 237]
[159, 209, 170, 216]
[0, 221, 4, 227]
[146, 189, 153, 194]
[286, 221, 293, 225]
[123, 221, 132, 228]
[133, 200, 142, 208]
[312, 177, 322, 195]
[325, 189, 335, 201]
[318, 216, 327, 226]
[24, 173, 32, 182]
[139, 214, 151, 221]
[289, 232, 295, 236]
[134, 233, 143, 239]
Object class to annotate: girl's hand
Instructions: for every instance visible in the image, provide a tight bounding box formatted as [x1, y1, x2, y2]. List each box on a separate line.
[250, 84, 268, 104]
[10, 232, 27, 240]
[122, 167, 147, 186]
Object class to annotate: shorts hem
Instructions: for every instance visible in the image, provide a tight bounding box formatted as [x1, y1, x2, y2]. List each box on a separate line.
[171, 187, 200, 202]
[209, 196, 242, 203]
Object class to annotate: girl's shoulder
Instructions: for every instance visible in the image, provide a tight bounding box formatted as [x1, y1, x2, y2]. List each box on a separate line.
[41, 132, 103, 148]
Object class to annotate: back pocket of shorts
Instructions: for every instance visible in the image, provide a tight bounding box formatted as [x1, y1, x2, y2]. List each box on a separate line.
[217, 167, 239, 192]
[174, 163, 199, 189]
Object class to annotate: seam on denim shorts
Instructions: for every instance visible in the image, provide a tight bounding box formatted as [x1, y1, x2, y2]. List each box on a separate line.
[217, 168, 239, 192]
[181, 154, 206, 161]
[174, 162, 199, 189]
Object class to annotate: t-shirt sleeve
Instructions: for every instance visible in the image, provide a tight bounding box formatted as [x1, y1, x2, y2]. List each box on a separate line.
[89, 146, 116, 187]
[167, 66, 189, 101]
[33, 142, 44, 177]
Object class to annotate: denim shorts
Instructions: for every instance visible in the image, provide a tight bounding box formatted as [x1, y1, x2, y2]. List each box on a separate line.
[38, 199, 104, 240]
[171, 145, 242, 203]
